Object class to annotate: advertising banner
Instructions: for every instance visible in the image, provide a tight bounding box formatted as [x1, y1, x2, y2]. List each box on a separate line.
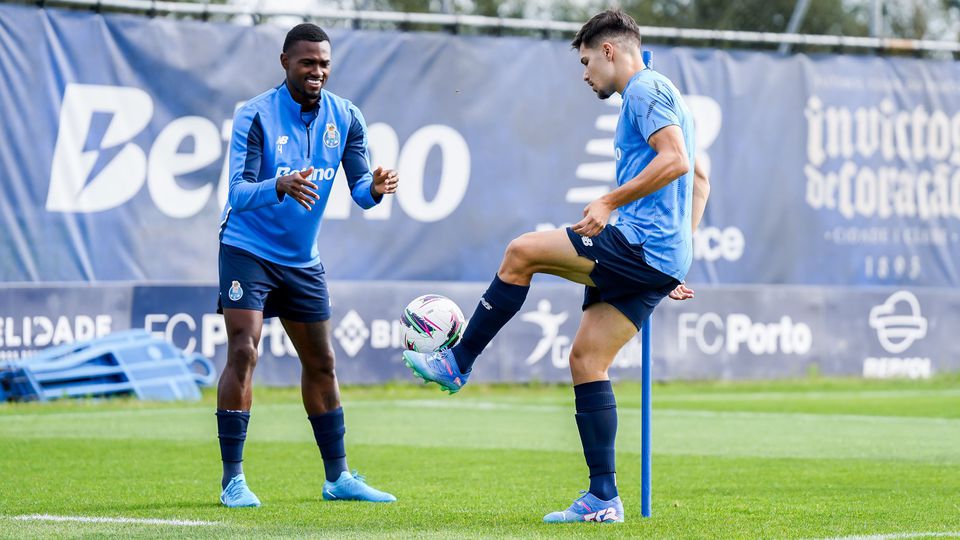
[2, 5, 959, 287]
[3, 283, 956, 384]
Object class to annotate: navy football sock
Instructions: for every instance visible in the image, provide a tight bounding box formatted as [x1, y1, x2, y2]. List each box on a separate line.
[451, 275, 529, 374]
[574, 380, 619, 501]
[216, 410, 250, 489]
[308, 408, 349, 482]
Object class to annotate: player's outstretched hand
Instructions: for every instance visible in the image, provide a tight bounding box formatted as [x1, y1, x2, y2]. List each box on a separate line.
[373, 166, 399, 195]
[572, 198, 614, 237]
[668, 283, 695, 301]
[276, 167, 319, 211]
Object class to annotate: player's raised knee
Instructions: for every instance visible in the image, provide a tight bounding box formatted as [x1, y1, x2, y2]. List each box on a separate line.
[502, 233, 540, 271]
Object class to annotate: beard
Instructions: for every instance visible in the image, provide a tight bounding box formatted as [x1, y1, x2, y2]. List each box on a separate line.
[300, 80, 321, 98]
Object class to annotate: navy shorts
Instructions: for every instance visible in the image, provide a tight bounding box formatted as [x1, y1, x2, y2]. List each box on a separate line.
[566, 226, 680, 330]
[217, 243, 331, 322]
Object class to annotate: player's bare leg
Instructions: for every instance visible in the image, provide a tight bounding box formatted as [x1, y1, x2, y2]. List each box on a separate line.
[217, 308, 264, 507]
[218, 309, 264, 410]
[281, 319, 341, 415]
[283, 319, 396, 502]
[403, 228, 598, 393]
[498, 229, 596, 286]
[544, 303, 635, 523]
[568, 303, 636, 384]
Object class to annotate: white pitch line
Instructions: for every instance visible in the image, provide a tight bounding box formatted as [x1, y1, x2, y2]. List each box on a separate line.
[801, 532, 960, 540]
[10, 514, 220, 527]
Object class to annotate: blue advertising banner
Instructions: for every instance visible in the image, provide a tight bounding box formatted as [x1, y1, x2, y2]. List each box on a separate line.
[1, 283, 958, 384]
[2, 4, 960, 287]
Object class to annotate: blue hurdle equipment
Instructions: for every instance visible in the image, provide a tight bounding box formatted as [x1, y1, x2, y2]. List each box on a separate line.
[0, 329, 215, 402]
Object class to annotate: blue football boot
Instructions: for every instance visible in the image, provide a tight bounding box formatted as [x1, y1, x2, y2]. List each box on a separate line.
[220, 474, 261, 508]
[322, 471, 396, 503]
[543, 491, 624, 523]
[401, 349, 469, 394]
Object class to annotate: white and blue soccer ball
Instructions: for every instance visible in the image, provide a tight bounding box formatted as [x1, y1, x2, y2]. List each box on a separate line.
[401, 294, 465, 353]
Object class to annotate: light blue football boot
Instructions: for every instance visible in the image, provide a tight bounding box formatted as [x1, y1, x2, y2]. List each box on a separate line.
[220, 474, 261, 508]
[401, 349, 470, 394]
[322, 471, 396, 503]
[543, 491, 624, 523]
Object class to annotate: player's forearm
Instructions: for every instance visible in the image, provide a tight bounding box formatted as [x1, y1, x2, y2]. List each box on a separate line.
[690, 184, 710, 232]
[690, 174, 710, 233]
[342, 113, 380, 209]
[228, 175, 281, 211]
[601, 151, 689, 209]
[345, 172, 378, 209]
[688, 162, 711, 233]
[341, 145, 379, 209]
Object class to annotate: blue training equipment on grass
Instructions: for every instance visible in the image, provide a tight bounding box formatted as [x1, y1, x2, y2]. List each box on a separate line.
[641, 316, 652, 518]
[0, 329, 215, 402]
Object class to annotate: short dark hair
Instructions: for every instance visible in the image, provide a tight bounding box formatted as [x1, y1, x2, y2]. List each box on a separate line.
[283, 23, 330, 53]
[570, 9, 641, 50]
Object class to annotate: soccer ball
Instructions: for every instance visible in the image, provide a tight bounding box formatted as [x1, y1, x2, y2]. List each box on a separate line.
[401, 294, 465, 353]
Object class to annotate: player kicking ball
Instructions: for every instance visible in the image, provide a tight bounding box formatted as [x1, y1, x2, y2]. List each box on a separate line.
[402, 9, 710, 523]
[215, 24, 398, 507]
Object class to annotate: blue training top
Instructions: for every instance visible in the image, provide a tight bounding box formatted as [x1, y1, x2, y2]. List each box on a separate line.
[613, 68, 696, 282]
[219, 82, 379, 267]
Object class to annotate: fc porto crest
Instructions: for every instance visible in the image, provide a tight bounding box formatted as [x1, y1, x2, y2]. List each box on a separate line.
[228, 280, 244, 302]
[323, 123, 340, 148]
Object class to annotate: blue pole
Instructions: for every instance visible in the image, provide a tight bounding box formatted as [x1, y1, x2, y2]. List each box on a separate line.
[641, 315, 652, 518]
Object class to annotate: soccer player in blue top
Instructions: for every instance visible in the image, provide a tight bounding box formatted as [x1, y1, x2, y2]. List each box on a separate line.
[215, 24, 399, 508]
[402, 9, 710, 523]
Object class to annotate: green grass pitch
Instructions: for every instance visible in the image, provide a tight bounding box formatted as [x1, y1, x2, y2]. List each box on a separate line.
[1, 375, 959, 539]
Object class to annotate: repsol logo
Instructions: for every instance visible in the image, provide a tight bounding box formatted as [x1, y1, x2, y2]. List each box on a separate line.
[678, 313, 813, 355]
[46, 84, 470, 222]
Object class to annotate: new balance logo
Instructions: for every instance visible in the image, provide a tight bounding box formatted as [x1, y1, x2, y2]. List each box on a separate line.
[581, 236, 594, 247]
[584, 508, 619, 522]
[480, 297, 492, 310]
